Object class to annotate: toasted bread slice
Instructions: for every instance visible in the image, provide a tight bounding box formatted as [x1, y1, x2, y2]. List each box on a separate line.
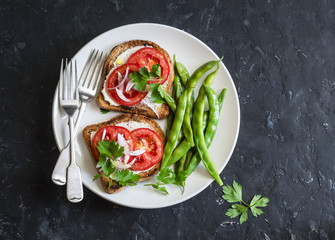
[82, 113, 165, 194]
[97, 40, 174, 119]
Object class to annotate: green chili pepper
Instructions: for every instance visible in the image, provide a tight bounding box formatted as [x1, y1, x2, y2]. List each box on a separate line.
[184, 60, 219, 141]
[166, 140, 192, 167]
[202, 111, 208, 132]
[192, 90, 222, 185]
[166, 75, 179, 138]
[184, 67, 221, 173]
[182, 88, 194, 145]
[174, 75, 184, 101]
[161, 91, 188, 169]
[161, 90, 176, 113]
[201, 88, 225, 135]
[174, 55, 189, 86]
[183, 88, 226, 179]
[191, 63, 223, 185]
[183, 147, 195, 170]
[166, 112, 174, 138]
[186, 59, 221, 89]
[203, 86, 220, 145]
[218, 88, 227, 110]
[174, 154, 187, 192]
[166, 65, 218, 168]
[166, 93, 194, 167]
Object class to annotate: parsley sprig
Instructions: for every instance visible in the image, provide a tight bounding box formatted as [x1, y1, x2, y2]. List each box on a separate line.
[93, 140, 140, 187]
[128, 63, 170, 104]
[222, 181, 270, 224]
[149, 82, 166, 103]
[145, 168, 184, 194]
[100, 108, 109, 114]
[129, 64, 162, 91]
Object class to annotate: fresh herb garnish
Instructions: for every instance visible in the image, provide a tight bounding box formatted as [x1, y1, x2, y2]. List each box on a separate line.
[93, 140, 140, 187]
[128, 63, 170, 104]
[149, 63, 161, 79]
[115, 169, 141, 187]
[149, 83, 166, 103]
[129, 63, 162, 91]
[97, 139, 124, 159]
[222, 181, 270, 224]
[145, 168, 183, 194]
[100, 108, 109, 114]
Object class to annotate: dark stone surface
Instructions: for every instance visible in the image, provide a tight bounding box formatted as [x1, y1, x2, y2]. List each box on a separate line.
[1, 0, 335, 239]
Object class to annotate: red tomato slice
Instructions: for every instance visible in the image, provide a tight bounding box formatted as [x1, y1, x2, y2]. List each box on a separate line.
[106, 64, 147, 106]
[130, 128, 164, 171]
[126, 47, 170, 85]
[91, 126, 134, 162]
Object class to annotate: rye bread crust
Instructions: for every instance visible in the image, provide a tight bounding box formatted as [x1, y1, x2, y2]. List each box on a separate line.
[97, 40, 174, 119]
[82, 113, 165, 194]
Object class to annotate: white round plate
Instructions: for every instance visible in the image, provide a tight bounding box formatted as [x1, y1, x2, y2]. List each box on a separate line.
[52, 23, 240, 209]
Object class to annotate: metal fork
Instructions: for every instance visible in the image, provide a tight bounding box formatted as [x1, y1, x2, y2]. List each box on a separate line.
[52, 50, 105, 186]
[59, 59, 83, 203]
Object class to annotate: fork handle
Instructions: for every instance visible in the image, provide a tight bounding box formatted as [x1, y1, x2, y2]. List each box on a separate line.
[66, 116, 83, 203]
[51, 145, 69, 185]
[51, 102, 87, 185]
[74, 102, 87, 133]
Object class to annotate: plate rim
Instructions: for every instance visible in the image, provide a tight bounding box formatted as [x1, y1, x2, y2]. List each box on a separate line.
[51, 22, 240, 209]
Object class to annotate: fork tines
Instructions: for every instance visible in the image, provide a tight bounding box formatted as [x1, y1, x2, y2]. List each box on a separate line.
[59, 58, 79, 116]
[60, 59, 79, 101]
[79, 49, 105, 90]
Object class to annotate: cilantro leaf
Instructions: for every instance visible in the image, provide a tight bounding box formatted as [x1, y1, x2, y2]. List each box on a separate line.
[97, 140, 124, 159]
[129, 64, 162, 92]
[139, 67, 149, 77]
[93, 140, 140, 187]
[250, 195, 270, 217]
[129, 71, 148, 91]
[156, 168, 174, 183]
[225, 204, 242, 218]
[239, 208, 249, 224]
[250, 206, 264, 217]
[150, 83, 166, 103]
[100, 108, 109, 114]
[222, 181, 269, 224]
[115, 169, 141, 187]
[250, 194, 270, 208]
[109, 140, 124, 159]
[151, 183, 169, 194]
[226, 203, 249, 224]
[145, 168, 179, 194]
[98, 155, 114, 177]
[222, 180, 243, 203]
[149, 64, 161, 78]
[174, 171, 188, 193]
[93, 174, 103, 181]
[96, 141, 112, 159]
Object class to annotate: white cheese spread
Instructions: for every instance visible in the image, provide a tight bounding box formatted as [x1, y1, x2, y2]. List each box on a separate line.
[101, 46, 147, 106]
[100, 45, 167, 117]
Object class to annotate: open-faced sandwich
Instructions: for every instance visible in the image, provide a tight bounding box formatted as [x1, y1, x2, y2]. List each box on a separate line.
[97, 40, 174, 119]
[82, 113, 165, 194]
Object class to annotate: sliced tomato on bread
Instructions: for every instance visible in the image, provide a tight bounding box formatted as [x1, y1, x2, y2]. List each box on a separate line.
[126, 47, 170, 85]
[91, 126, 135, 162]
[130, 128, 164, 171]
[97, 40, 174, 119]
[83, 113, 165, 194]
[105, 64, 147, 106]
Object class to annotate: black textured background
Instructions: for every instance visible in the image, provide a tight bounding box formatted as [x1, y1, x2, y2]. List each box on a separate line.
[1, 0, 335, 239]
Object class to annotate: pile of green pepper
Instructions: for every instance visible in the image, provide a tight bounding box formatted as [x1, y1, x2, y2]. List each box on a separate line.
[160, 57, 227, 187]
